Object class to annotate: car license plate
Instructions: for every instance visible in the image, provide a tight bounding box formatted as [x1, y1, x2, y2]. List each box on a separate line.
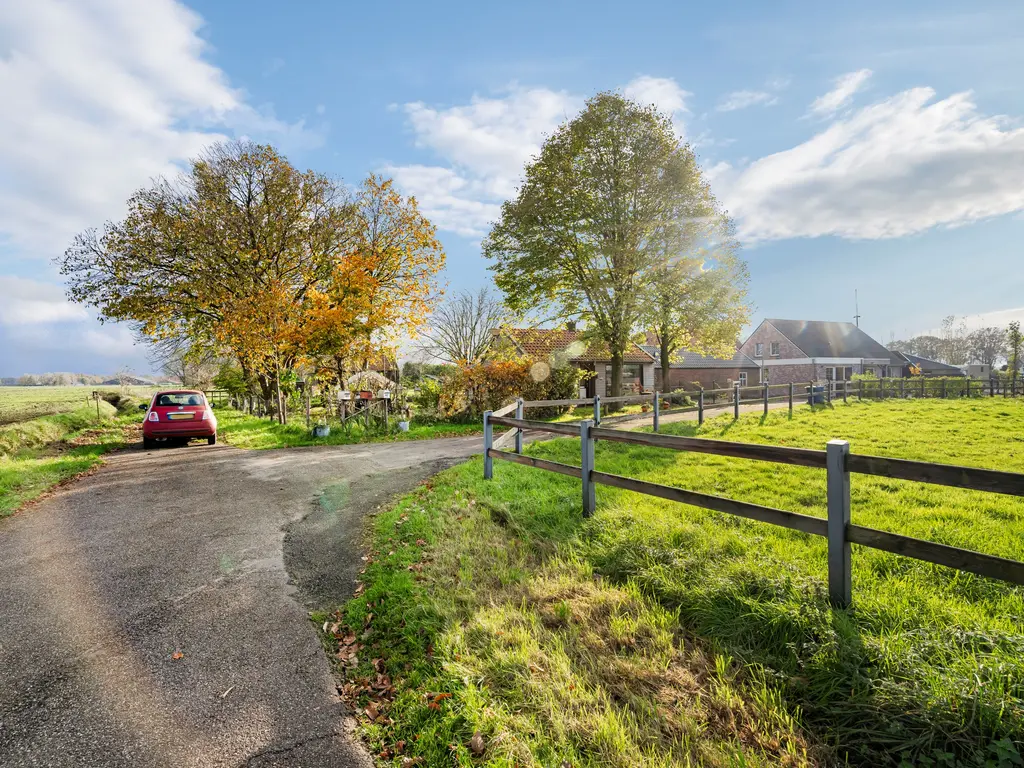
[168, 413, 195, 420]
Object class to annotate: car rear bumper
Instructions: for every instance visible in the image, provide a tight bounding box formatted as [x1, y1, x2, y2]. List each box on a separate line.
[144, 424, 216, 439]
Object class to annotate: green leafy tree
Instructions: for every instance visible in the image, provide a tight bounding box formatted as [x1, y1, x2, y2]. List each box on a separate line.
[645, 222, 749, 380]
[1008, 321, 1022, 378]
[484, 92, 732, 400]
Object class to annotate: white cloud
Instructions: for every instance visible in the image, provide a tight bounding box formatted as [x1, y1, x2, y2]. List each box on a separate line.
[809, 69, 872, 117]
[387, 76, 690, 237]
[0, 276, 88, 325]
[623, 75, 691, 134]
[0, 0, 318, 261]
[716, 90, 778, 112]
[717, 86, 1024, 242]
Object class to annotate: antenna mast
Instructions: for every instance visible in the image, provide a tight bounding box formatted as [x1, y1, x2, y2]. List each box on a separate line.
[854, 290, 861, 328]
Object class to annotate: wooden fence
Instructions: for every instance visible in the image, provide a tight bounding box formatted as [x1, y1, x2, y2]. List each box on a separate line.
[493, 376, 1009, 450]
[481, 409, 1024, 608]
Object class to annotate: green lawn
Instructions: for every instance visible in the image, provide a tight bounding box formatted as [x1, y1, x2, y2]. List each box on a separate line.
[0, 404, 141, 517]
[0, 385, 159, 425]
[216, 407, 482, 449]
[328, 398, 1024, 767]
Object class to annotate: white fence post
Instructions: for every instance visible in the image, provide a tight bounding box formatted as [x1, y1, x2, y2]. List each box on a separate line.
[653, 391, 660, 432]
[515, 398, 524, 454]
[483, 410, 493, 480]
[593, 394, 601, 426]
[826, 439, 852, 607]
[580, 419, 595, 517]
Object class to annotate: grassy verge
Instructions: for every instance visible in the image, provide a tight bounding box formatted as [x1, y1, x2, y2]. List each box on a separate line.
[327, 398, 1024, 767]
[216, 408, 482, 449]
[0, 404, 141, 517]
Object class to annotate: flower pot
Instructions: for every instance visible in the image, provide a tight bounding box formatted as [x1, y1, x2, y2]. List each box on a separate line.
[397, 420, 410, 432]
[312, 424, 330, 438]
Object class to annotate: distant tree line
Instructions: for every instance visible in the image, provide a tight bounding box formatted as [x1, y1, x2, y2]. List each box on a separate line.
[887, 315, 1019, 371]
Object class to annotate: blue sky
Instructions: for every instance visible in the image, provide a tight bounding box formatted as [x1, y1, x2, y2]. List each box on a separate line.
[1, 0, 1023, 376]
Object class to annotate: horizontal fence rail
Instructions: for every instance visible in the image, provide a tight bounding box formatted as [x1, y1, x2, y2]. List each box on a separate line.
[481, 408, 1024, 607]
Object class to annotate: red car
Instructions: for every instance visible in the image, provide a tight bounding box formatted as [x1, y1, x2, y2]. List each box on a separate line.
[141, 390, 218, 449]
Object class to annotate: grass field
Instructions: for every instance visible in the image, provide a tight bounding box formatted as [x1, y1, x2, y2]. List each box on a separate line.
[0, 385, 159, 425]
[216, 408, 482, 449]
[329, 398, 1024, 767]
[0, 404, 142, 517]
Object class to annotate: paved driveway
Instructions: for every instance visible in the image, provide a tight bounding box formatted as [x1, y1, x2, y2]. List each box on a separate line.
[0, 438, 480, 768]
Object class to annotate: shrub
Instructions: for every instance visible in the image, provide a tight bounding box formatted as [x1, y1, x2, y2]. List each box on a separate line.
[412, 378, 442, 411]
[438, 359, 590, 419]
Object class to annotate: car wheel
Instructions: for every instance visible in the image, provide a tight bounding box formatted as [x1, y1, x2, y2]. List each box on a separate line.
[143, 437, 155, 450]
[208, 434, 217, 446]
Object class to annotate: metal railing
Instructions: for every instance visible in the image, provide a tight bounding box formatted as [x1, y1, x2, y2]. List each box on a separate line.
[481, 411, 1024, 608]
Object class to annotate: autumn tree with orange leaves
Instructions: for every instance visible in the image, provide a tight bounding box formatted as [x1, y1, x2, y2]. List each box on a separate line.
[60, 142, 444, 422]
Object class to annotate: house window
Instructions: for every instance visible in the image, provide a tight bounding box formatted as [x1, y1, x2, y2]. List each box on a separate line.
[755, 343, 763, 357]
[738, 372, 748, 386]
[605, 363, 643, 396]
[825, 366, 854, 381]
[770, 341, 780, 357]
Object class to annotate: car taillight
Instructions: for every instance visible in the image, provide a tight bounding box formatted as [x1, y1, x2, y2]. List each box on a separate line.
[201, 410, 209, 421]
[147, 411, 159, 421]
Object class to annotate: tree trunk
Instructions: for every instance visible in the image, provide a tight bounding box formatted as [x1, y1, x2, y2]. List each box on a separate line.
[659, 333, 671, 393]
[609, 349, 623, 412]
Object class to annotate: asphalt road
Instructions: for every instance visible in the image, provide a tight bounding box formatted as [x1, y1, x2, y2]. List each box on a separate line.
[0, 437, 480, 768]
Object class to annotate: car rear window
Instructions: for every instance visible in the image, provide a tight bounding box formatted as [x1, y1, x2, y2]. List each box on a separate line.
[154, 393, 205, 407]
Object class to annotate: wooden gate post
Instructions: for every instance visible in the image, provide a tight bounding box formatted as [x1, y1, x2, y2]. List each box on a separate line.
[580, 419, 595, 517]
[593, 394, 601, 426]
[698, 388, 704, 426]
[763, 382, 769, 416]
[789, 382, 794, 416]
[515, 398, 524, 454]
[734, 384, 740, 419]
[827, 439, 852, 608]
[653, 391, 660, 432]
[483, 411, 493, 480]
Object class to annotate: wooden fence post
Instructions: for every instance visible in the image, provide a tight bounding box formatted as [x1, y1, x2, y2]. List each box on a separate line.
[698, 388, 704, 426]
[827, 439, 852, 608]
[483, 411, 493, 480]
[858, 379, 863, 400]
[826, 379, 832, 406]
[515, 398, 524, 454]
[941, 379, 947, 399]
[593, 394, 601, 426]
[734, 384, 740, 419]
[653, 391, 660, 432]
[305, 388, 311, 428]
[899, 378, 905, 399]
[789, 382, 794, 416]
[991, 377, 996, 397]
[763, 382, 769, 415]
[580, 419, 595, 518]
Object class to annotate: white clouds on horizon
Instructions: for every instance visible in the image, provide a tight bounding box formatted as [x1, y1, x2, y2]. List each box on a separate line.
[715, 86, 1024, 242]
[0, 0, 321, 261]
[0, 276, 88, 325]
[387, 76, 692, 239]
[809, 68, 872, 117]
[716, 89, 778, 112]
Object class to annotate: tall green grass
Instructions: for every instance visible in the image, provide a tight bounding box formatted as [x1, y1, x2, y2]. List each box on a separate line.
[337, 398, 1024, 767]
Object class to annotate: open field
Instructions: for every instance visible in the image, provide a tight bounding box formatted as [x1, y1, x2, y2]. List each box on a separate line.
[0, 399, 144, 517]
[0, 385, 160, 425]
[331, 398, 1024, 767]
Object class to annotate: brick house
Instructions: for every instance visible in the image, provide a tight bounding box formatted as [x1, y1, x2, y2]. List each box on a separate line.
[737, 319, 895, 385]
[640, 343, 761, 391]
[491, 328, 655, 397]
